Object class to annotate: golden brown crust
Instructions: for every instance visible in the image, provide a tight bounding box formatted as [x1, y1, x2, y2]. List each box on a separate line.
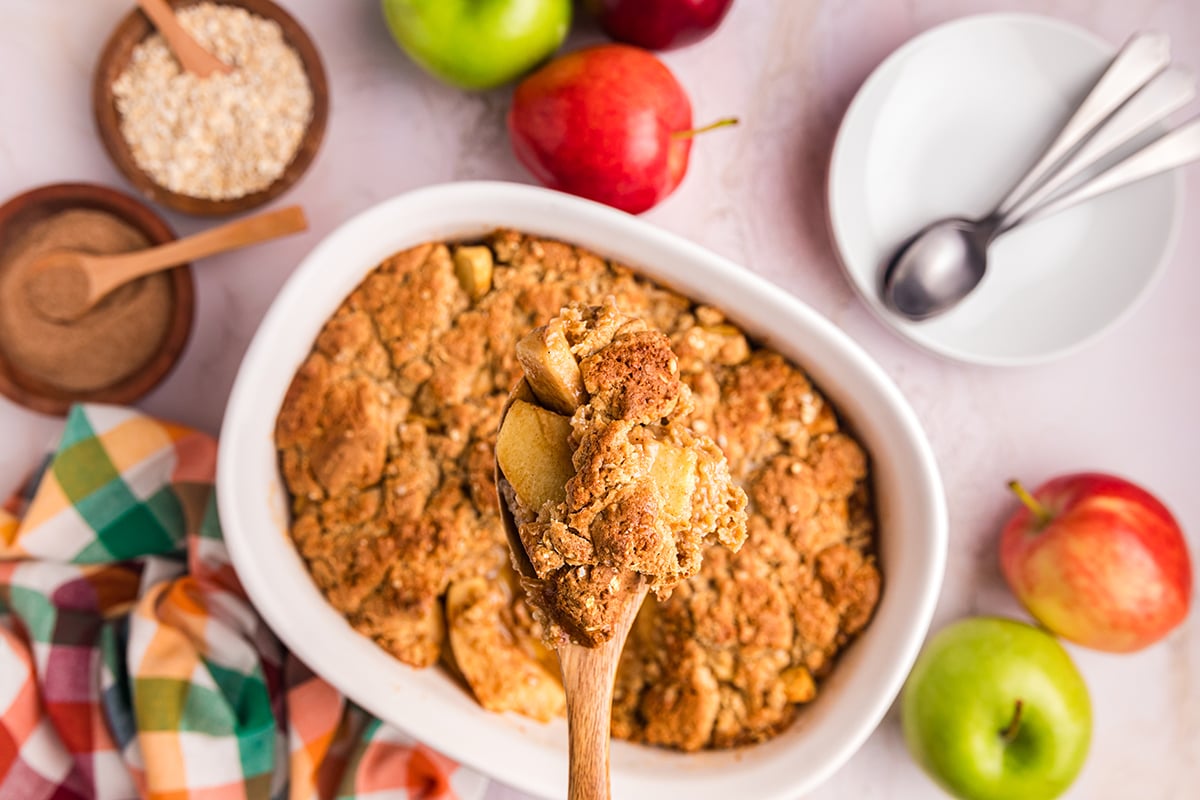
[275, 231, 881, 750]
[577, 329, 681, 423]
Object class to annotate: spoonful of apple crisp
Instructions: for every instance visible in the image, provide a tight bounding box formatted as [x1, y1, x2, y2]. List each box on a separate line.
[495, 299, 748, 800]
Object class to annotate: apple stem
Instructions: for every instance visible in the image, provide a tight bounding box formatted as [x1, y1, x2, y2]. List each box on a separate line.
[671, 117, 740, 140]
[1008, 480, 1053, 526]
[1000, 699, 1024, 744]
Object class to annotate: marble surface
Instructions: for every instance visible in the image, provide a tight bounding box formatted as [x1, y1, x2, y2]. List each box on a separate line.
[1, 1, 1197, 798]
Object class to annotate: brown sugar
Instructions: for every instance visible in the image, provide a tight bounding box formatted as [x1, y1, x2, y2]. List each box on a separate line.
[0, 209, 172, 392]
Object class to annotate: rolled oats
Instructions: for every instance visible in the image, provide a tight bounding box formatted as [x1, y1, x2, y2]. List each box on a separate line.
[112, 3, 313, 200]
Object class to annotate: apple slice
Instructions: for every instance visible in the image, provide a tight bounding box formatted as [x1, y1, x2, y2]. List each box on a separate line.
[446, 576, 565, 721]
[515, 321, 586, 415]
[648, 441, 697, 526]
[780, 665, 816, 703]
[453, 245, 494, 301]
[496, 399, 575, 512]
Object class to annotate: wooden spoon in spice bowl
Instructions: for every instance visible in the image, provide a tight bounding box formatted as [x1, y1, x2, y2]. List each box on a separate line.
[24, 205, 307, 322]
[135, 0, 232, 77]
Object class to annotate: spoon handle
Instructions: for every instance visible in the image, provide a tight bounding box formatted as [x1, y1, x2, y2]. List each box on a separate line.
[1019, 117, 1200, 224]
[558, 585, 647, 800]
[87, 206, 308, 301]
[136, 0, 231, 78]
[561, 644, 619, 800]
[994, 32, 1170, 219]
[999, 65, 1195, 233]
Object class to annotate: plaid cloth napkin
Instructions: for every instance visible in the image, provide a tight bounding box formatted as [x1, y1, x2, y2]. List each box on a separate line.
[0, 405, 487, 800]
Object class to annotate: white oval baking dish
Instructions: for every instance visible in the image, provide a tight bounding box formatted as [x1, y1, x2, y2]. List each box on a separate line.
[218, 181, 947, 800]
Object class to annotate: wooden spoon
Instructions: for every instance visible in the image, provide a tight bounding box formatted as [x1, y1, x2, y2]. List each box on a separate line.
[495, 379, 650, 800]
[24, 205, 307, 322]
[136, 0, 232, 78]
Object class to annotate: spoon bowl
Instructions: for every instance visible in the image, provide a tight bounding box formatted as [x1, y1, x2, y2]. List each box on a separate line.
[22, 250, 95, 322]
[882, 219, 992, 320]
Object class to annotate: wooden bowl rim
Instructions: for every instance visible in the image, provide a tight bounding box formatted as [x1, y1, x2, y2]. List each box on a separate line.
[93, 0, 329, 217]
[0, 182, 195, 416]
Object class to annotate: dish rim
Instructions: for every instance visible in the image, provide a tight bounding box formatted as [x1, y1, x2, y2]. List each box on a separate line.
[826, 12, 1185, 367]
[217, 181, 947, 799]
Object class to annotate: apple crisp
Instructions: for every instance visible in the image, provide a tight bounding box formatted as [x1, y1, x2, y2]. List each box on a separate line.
[498, 301, 747, 647]
[275, 229, 881, 748]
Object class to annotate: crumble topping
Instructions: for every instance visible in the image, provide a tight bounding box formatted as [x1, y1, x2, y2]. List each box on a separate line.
[276, 230, 881, 750]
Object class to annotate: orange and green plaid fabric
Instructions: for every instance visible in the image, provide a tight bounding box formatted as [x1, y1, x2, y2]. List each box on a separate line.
[0, 405, 487, 800]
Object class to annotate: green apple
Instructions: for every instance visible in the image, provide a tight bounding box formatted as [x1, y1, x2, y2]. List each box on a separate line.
[381, 0, 572, 90]
[902, 617, 1091, 800]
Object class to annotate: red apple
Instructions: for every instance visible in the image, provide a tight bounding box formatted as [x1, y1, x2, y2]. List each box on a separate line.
[508, 44, 735, 214]
[1000, 473, 1192, 653]
[587, 0, 735, 50]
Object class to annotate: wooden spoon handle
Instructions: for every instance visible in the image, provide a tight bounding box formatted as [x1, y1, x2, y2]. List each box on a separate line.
[136, 0, 231, 77]
[561, 642, 620, 800]
[87, 206, 308, 300]
[558, 584, 648, 800]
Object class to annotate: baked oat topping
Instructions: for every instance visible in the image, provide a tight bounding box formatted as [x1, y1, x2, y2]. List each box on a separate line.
[275, 230, 881, 749]
[498, 301, 748, 646]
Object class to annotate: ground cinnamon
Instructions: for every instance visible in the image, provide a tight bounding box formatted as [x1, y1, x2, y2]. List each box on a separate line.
[0, 208, 172, 392]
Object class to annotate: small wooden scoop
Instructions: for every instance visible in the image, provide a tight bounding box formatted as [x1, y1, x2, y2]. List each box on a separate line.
[25, 205, 307, 322]
[137, 0, 232, 78]
[495, 379, 649, 800]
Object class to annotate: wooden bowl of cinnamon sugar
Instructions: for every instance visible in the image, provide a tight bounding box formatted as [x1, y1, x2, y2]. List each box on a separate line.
[0, 183, 194, 416]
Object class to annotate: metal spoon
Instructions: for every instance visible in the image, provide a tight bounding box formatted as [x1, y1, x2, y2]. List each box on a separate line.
[881, 32, 1174, 321]
[495, 378, 648, 800]
[884, 114, 1200, 321]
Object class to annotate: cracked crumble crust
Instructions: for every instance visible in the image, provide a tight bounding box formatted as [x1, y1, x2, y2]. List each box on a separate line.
[275, 229, 882, 749]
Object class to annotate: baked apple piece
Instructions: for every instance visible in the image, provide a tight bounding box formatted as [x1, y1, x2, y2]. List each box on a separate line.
[452, 245, 494, 300]
[515, 318, 586, 415]
[445, 574, 565, 721]
[495, 398, 574, 512]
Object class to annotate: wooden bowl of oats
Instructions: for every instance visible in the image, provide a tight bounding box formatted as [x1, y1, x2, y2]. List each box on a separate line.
[93, 0, 328, 216]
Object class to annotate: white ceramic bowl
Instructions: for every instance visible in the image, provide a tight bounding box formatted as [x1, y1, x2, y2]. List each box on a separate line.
[829, 13, 1183, 366]
[218, 182, 947, 800]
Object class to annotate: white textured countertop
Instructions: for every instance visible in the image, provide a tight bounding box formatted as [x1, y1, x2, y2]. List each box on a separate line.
[0, 2, 1196, 798]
